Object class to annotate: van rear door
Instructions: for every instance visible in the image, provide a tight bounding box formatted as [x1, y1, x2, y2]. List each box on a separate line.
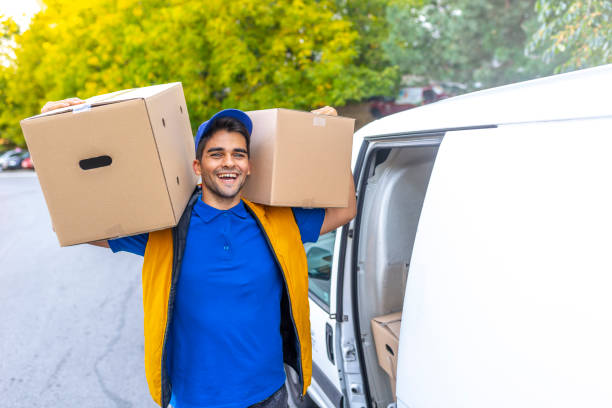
[397, 119, 612, 408]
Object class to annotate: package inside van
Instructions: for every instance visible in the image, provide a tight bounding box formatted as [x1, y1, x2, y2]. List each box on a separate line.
[371, 312, 402, 398]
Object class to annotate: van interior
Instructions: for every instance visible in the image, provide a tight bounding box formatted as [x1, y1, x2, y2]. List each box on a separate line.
[354, 144, 439, 407]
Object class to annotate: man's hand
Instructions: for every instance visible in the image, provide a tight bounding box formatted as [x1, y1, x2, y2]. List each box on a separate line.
[311, 106, 338, 116]
[41, 97, 85, 113]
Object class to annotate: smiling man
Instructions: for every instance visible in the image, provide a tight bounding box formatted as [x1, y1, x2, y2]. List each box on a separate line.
[41, 101, 357, 408]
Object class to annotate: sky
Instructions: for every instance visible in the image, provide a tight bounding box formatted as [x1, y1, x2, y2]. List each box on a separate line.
[0, 0, 42, 65]
[0, 0, 43, 30]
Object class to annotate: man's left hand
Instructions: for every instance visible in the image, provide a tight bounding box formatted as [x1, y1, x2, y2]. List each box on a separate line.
[311, 106, 338, 116]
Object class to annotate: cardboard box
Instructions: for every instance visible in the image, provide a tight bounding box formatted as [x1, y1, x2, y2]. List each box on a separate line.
[20, 83, 198, 246]
[371, 312, 402, 399]
[242, 109, 354, 207]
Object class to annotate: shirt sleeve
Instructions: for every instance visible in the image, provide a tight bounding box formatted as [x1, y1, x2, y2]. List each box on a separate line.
[107, 233, 150, 257]
[291, 208, 325, 243]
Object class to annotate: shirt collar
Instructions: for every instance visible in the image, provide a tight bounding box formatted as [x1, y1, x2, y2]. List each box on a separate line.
[193, 195, 249, 223]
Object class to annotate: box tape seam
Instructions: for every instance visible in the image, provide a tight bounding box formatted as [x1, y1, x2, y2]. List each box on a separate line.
[313, 116, 326, 127]
[72, 103, 91, 113]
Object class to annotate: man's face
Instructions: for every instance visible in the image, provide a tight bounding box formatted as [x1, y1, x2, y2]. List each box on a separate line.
[193, 129, 250, 201]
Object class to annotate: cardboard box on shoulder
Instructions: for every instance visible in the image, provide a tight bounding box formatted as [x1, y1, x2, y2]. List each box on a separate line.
[371, 312, 402, 399]
[20, 83, 198, 247]
[243, 108, 355, 208]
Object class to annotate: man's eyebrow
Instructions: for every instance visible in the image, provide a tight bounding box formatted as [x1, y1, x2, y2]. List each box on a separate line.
[206, 147, 248, 154]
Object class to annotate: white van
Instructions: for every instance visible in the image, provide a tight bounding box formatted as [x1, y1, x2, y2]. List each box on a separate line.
[288, 64, 612, 408]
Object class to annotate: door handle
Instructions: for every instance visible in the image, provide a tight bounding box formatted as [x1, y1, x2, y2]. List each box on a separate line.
[325, 322, 334, 364]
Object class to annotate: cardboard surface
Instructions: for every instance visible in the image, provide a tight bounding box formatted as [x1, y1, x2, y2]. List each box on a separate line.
[20, 83, 197, 246]
[371, 311, 402, 399]
[242, 109, 355, 207]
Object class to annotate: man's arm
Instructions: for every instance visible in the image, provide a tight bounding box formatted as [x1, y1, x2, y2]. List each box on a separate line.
[311, 106, 358, 235]
[320, 168, 356, 235]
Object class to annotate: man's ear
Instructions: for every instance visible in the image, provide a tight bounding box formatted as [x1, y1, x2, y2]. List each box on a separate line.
[192, 159, 202, 176]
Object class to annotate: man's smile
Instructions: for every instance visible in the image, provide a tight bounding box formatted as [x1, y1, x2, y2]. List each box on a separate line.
[216, 170, 241, 185]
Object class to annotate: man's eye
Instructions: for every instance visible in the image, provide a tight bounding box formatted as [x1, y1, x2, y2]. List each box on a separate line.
[210, 153, 223, 158]
[233, 153, 246, 158]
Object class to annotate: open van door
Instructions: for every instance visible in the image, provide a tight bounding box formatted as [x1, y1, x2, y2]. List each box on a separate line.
[299, 230, 344, 408]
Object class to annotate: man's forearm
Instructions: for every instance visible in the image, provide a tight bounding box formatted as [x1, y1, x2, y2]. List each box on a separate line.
[320, 169, 357, 235]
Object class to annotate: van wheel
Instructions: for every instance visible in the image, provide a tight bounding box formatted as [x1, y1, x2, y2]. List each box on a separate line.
[285, 365, 317, 407]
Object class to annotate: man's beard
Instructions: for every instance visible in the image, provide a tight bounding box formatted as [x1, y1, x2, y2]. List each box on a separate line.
[201, 171, 248, 200]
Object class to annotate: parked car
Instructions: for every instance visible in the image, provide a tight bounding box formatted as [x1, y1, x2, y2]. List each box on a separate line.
[0, 148, 25, 170]
[21, 155, 34, 170]
[3, 151, 29, 170]
[301, 64, 612, 408]
[369, 85, 448, 118]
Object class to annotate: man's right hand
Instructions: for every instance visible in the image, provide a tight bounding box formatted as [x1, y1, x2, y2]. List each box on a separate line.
[41, 97, 85, 113]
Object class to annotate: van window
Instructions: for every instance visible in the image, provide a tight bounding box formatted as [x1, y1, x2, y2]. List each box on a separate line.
[305, 231, 336, 309]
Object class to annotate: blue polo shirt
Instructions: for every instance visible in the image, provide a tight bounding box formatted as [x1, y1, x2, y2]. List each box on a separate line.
[108, 197, 324, 408]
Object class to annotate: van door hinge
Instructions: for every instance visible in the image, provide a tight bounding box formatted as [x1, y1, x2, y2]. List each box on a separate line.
[329, 313, 348, 321]
[347, 229, 354, 238]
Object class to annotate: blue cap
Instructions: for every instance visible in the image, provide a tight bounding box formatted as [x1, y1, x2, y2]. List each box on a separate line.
[194, 109, 253, 153]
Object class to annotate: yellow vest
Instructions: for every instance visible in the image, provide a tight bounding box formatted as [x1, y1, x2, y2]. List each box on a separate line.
[140, 192, 312, 407]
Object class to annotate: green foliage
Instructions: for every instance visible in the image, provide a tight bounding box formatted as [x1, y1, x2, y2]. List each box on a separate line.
[0, 0, 396, 146]
[0, 16, 19, 40]
[383, 0, 555, 90]
[528, 0, 612, 72]
[333, 0, 400, 97]
[0, 17, 20, 146]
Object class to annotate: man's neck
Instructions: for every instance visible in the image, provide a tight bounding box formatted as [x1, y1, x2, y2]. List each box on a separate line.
[200, 189, 242, 210]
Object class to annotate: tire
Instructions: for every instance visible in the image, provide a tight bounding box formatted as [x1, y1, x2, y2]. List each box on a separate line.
[285, 365, 318, 408]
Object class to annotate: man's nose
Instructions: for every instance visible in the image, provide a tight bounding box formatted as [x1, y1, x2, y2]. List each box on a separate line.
[222, 153, 235, 167]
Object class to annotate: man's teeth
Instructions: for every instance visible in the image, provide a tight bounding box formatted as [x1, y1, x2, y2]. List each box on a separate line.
[218, 173, 238, 179]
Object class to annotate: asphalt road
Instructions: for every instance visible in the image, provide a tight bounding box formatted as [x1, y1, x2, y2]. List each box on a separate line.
[0, 171, 156, 407]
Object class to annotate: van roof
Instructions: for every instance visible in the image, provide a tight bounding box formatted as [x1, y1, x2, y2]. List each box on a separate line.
[355, 64, 612, 139]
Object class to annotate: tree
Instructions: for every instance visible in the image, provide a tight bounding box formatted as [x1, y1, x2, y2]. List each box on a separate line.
[332, 0, 400, 99]
[528, 0, 612, 72]
[0, 16, 19, 62]
[383, 0, 555, 90]
[0, 16, 20, 146]
[1, 0, 397, 146]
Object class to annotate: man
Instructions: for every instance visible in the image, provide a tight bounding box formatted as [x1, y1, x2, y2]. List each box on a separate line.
[41, 100, 357, 408]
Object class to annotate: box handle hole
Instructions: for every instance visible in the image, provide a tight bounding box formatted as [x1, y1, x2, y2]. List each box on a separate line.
[176, 176, 180, 185]
[162, 118, 166, 127]
[179, 106, 183, 114]
[385, 344, 394, 356]
[79, 155, 112, 170]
